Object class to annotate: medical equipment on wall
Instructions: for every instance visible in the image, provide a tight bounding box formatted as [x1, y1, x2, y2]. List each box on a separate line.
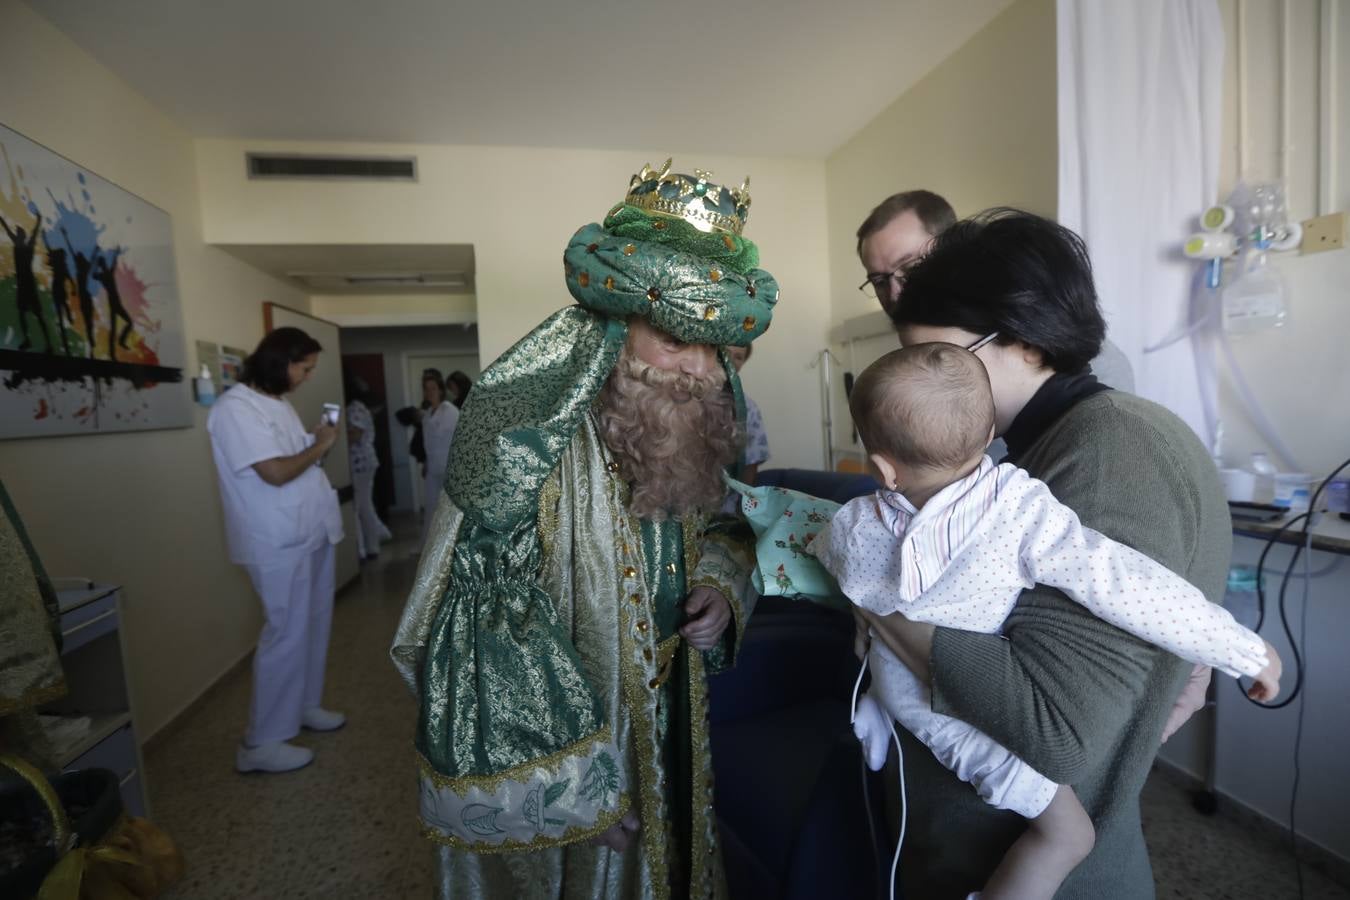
[1182, 182, 1303, 334]
[1167, 181, 1305, 472]
[1184, 204, 1238, 288]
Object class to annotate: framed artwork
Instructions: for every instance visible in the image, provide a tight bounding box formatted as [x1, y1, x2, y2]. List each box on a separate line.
[1, 123, 189, 439]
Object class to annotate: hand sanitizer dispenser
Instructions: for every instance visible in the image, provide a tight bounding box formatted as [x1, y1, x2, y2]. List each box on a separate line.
[194, 364, 216, 406]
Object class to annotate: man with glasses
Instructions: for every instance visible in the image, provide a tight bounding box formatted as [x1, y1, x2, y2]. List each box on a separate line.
[855, 191, 1135, 400]
[856, 190, 956, 315]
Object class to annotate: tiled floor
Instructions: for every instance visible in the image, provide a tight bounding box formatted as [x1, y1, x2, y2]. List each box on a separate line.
[148, 521, 437, 899]
[145, 519, 1349, 899]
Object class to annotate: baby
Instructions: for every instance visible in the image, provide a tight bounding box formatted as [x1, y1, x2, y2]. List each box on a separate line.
[811, 343, 1282, 900]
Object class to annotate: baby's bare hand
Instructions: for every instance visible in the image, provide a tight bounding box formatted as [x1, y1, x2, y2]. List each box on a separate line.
[1247, 641, 1282, 703]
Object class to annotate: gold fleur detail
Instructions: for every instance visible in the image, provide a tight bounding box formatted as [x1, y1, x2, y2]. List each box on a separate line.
[742, 316, 756, 332]
[703, 307, 717, 321]
[709, 268, 722, 283]
[623, 244, 637, 256]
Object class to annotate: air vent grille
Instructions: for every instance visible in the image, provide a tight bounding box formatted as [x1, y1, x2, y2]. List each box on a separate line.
[246, 153, 417, 181]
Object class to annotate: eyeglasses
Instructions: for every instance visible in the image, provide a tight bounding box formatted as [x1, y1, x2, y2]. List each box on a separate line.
[964, 332, 999, 353]
[857, 257, 921, 299]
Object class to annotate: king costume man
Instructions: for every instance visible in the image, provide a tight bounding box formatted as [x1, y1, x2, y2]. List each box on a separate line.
[392, 161, 778, 899]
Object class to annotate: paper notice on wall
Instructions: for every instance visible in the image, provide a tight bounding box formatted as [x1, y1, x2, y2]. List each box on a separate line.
[220, 346, 246, 390]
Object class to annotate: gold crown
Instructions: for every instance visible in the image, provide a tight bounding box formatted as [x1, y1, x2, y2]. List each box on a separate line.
[623, 159, 752, 236]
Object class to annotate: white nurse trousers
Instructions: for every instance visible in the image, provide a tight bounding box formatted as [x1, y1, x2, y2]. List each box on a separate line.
[241, 540, 336, 746]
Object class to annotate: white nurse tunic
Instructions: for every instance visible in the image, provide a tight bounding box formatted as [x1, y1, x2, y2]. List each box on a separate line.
[208, 384, 344, 745]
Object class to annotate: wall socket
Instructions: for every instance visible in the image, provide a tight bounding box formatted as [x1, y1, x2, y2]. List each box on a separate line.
[1301, 212, 1345, 254]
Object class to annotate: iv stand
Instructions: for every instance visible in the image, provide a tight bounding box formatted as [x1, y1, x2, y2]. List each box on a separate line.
[809, 349, 842, 471]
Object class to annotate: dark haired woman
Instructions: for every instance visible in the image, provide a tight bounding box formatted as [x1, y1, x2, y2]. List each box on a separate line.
[418, 369, 459, 542]
[446, 370, 474, 409]
[862, 211, 1230, 899]
[207, 326, 347, 774]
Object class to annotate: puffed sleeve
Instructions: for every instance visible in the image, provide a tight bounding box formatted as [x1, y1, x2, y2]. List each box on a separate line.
[406, 496, 629, 852]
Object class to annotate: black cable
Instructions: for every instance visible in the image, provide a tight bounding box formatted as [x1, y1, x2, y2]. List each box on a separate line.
[1242, 512, 1307, 709]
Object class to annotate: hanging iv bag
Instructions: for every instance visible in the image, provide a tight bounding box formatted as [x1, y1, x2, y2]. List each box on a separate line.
[1222, 249, 1288, 333]
[1221, 181, 1295, 334]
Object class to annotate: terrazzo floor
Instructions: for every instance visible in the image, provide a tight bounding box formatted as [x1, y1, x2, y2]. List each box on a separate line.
[144, 518, 1349, 899]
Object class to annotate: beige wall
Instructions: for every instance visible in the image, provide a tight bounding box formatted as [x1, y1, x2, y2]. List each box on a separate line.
[819, 0, 1057, 463]
[0, 1, 309, 739]
[195, 140, 833, 469]
[824, 0, 1058, 329]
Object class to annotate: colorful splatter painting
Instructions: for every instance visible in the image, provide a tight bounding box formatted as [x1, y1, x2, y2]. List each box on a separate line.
[1, 123, 187, 438]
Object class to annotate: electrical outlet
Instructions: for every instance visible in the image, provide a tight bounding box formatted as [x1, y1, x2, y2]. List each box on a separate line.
[1301, 212, 1345, 254]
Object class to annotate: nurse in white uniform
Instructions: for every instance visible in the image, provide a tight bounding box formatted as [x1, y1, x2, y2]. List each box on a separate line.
[418, 369, 459, 542]
[207, 326, 346, 774]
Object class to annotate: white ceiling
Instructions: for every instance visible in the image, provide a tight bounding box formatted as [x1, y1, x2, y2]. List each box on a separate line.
[28, 0, 1012, 158]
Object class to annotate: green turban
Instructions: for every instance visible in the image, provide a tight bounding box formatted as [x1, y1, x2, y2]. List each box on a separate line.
[444, 165, 778, 532]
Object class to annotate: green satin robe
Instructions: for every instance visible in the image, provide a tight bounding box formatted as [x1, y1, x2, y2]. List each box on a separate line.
[392, 413, 754, 900]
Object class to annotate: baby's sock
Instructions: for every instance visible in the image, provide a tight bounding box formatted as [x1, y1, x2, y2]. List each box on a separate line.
[852, 694, 891, 771]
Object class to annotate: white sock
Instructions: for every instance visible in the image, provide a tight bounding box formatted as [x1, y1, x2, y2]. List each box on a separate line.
[852, 694, 891, 771]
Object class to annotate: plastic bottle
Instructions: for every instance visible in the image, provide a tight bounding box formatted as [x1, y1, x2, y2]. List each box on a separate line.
[1248, 451, 1276, 505]
[195, 363, 215, 406]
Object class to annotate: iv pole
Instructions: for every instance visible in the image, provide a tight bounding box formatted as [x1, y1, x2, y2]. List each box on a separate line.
[810, 348, 842, 471]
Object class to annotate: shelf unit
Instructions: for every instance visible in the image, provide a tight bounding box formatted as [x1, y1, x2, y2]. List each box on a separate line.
[38, 581, 149, 818]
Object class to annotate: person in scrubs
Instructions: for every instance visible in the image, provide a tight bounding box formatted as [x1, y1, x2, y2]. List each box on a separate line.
[207, 326, 346, 774]
[418, 369, 459, 541]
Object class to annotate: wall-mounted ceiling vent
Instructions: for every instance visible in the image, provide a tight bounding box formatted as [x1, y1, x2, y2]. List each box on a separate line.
[343, 273, 467, 289]
[247, 153, 418, 181]
[286, 271, 469, 291]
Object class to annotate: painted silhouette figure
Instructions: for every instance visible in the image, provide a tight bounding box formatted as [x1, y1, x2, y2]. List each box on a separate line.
[0, 209, 55, 353]
[93, 247, 134, 357]
[42, 237, 75, 356]
[60, 225, 98, 358]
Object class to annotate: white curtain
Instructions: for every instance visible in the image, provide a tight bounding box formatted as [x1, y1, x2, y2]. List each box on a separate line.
[1057, 0, 1224, 446]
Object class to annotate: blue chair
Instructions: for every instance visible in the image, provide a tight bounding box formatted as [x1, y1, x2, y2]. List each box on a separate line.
[755, 468, 881, 505]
